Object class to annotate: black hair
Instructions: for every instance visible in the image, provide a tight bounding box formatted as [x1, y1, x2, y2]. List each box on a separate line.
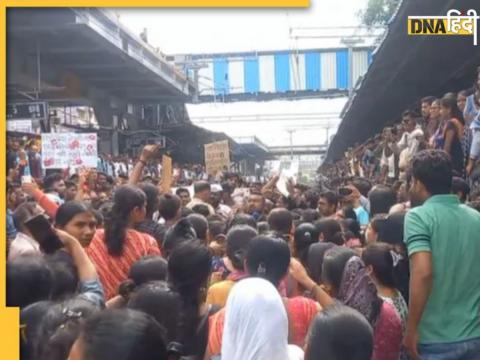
[119, 255, 168, 300]
[342, 206, 358, 222]
[43, 174, 63, 192]
[175, 188, 190, 196]
[7, 255, 53, 308]
[162, 218, 197, 258]
[55, 201, 92, 228]
[159, 194, 181, 221]
[351, 178, 372, 198]
[377, 212, 405, 246]
[228, 214, 257, 230]
[451, 176, 470, 202]
[104, 185, 146, 256]
[307, 242, 337, 283]
[322, 247, 357, 295]
[305, 303, 373, 360]
[421, 96, 436, 105]
[376, 213, 410, 302]
[191, 204, 211, 217]
[362, 243, 403, 289]
[98, 201, 114, 224]
[226, 225, 258, 270]
[167, 242, 212, 356]
[128, 281, 181, 344]
[186, 214, 209, 241]
[180, 207, 194, 218]
[368, 185, 397, 217]
[35, 297, 99, 360]
[257, 221, 270, 235]
[440, 95, 465, 125]
[138, 183, 159, 218]
[20, 300, 53, 360]
[301, 208, 320, 223]
[294, 223, 320, 265]
[369, 214, 388, 234]
[78, 309, 168, 360]
[267, 208, 293, 235]
[208, 219, 226, 239]
[245, 235, 291, 287]
[304, 190, 320, 209]
[315, 218, 344, 245]
[45, 252, 79, 301]
[92, 209, 104, 228]
[411, 150, 452, 195]
[341, 219, 362, 243]
[64, 180, 77, 190]
[193, 181, 210, 194]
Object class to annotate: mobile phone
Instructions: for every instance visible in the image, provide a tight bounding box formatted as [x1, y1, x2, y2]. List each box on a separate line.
[21, 175, 32, 184]
[338, 187, 353, 197]
[24, 215, 63, 254]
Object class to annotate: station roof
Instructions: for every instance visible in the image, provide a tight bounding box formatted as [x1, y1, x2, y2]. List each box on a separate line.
[326, 0, 480, 161]
[7, 8, 195, 104]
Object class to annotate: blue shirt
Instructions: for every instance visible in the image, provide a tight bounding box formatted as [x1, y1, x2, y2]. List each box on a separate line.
[465, 95, 480, 129]
[354, 206, 369, 226]
[7, 209, 17, 239]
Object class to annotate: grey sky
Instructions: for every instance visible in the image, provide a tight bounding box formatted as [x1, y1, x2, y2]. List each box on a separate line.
[114, 0, 369, 54]
[113, 1, 371, 147]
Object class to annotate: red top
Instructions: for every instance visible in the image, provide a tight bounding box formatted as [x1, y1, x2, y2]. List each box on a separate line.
[372, 301, 403, 360]
[87, 228, 161, 300]
[207, 295, 318, 355]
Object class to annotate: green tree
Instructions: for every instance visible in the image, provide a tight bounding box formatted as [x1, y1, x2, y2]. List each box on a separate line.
[358, 0, 401, 27]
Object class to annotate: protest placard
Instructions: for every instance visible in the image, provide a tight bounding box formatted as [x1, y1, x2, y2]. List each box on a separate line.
[41, 133, 98, 169]
[204, 140, 230, 176]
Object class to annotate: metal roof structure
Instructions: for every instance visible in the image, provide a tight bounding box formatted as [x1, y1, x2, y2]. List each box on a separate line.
[326, 0, 480, 162]
[7, 8, 195, 104]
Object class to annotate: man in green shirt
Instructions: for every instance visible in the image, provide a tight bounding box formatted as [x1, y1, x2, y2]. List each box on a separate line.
[404, 150, 480, 359]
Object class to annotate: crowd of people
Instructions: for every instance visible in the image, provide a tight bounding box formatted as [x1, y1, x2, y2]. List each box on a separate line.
[5, 67, 480, 360]
[322, 67, 480, 198]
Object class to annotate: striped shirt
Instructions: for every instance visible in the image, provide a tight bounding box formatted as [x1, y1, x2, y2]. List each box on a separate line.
[87, 228, 161, 300]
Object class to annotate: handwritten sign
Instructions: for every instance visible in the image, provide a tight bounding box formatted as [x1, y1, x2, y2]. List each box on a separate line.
[161, 155, 173, 193]
[204, 140, 230, 176]
[41, 133, 98, 169]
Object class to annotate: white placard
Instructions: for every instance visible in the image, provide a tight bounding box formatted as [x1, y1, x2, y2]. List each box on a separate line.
[41, 133, 98, 169]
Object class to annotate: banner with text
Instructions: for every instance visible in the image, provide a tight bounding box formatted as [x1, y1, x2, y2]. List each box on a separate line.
[204, 140, 230, 175]
[41, 133, 98, 169]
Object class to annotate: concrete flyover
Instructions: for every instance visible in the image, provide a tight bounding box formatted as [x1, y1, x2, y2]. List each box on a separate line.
[7, 8, 196, 154]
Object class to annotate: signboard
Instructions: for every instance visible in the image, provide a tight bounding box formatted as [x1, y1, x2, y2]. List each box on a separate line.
[41, 133, 98, 169]
[6, 119, 33, 134]
[161, 155, 173, 193]
[204, 140, 230, 176]
[7, 102, 48, 120]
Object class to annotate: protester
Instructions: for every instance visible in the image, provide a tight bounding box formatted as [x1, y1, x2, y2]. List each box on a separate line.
[317, 191, 338, 218]
[403, 150, 480, 359]
[221, 278, 304, 360]
[68, 309, 168, 360]
[87, 185, 161, 299]
[187, 181, 215, 215]
[206, 225, 257, 307]
[305, 303, 374, 360]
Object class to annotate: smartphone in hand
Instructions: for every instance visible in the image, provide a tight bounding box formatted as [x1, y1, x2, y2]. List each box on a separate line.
[24, 215, 63, 254]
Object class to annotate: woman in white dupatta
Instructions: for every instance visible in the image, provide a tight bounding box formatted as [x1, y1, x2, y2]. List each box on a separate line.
[221, 277, 303, 360]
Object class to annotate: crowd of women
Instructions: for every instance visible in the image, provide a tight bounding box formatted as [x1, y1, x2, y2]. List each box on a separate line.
[6, 72, 480, 359]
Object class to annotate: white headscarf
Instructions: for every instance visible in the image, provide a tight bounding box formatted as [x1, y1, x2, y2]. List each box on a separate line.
[221, 277, 303, 360]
